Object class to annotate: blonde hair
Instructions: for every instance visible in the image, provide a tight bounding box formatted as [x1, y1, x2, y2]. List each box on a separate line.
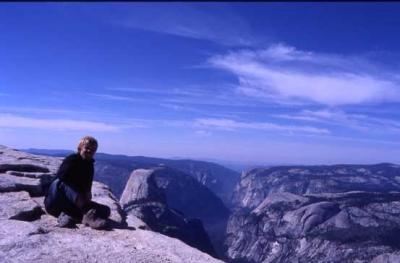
[77, 136, 98, 152]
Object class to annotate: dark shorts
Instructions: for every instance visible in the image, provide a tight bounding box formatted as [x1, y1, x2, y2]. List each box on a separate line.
[44, 179, 110, 221]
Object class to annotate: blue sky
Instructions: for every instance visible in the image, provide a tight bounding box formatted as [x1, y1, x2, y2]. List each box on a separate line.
[2, 3, 400, 165]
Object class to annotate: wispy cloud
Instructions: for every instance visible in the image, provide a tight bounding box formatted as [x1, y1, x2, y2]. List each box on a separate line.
[0, 114, 120, 132]
[113, 117, 193, 129]
[209, 43, 400, 106]
[194, 118, 329, 134]
[116, 4, 257, 46]
[276, 109, 400, 133]
[86, 93, 138, 102]
[107, 87, 210, 97]
[90, 88, 264, 108]
[0, 106, 91, 115]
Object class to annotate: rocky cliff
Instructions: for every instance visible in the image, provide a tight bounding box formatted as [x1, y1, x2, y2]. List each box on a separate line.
[0, 146, 222, 263]
[120, 167, 221, 258]
[226, 165, 400, 262]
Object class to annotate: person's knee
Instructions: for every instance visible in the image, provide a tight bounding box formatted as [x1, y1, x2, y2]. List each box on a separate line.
[59, 182, 80, 205]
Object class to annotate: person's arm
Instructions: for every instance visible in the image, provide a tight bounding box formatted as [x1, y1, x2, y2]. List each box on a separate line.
[56, 155, 76, 181]
[85, 164, 94, 201]
[57, 155, 82, 205]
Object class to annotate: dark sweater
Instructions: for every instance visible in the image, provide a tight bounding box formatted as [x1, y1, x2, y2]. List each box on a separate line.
[56, 153, 95, 194]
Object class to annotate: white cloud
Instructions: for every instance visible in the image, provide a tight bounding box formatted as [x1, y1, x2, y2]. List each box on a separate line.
[209, 44, 400, 106]
[0, 114, 120, 132]
[194, 118, 329, 134]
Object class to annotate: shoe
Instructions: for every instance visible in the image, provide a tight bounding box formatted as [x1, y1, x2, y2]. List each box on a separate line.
[57, 212, 76, 228]
[82, 209, 107, 230]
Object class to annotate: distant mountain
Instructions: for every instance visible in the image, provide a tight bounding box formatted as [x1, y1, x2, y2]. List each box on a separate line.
[23, 149, 240, 207]
[232, 163, 400, 210]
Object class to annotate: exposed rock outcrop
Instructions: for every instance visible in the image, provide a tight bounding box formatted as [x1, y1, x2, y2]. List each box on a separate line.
[0, 146, 222, 263]
[120, 167, 218, 257]
[0, 218, 222, 263]
[227, 164, 400, 262]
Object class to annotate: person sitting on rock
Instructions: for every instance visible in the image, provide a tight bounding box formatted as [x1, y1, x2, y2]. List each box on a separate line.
[44, 136, 110, 229]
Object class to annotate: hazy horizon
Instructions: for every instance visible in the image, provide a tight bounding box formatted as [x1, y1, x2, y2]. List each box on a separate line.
[18, 146, 399, 170]
[2, 3, 400, 164]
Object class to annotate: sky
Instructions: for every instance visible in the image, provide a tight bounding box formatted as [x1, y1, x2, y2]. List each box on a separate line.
[2, 2, 400, 165]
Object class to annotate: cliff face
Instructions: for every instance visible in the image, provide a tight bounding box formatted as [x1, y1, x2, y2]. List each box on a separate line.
[149, 166, 231, 257]
[120, 167, 222, 258]
[226, 165, 400, 262]
[158, 159, 240, 207]
[0, 146, 222, 263]
[232, 164, 400, 210]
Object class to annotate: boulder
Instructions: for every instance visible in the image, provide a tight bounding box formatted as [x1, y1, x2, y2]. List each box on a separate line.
[91, 181, 125, 225]
[0, 173, 44, 196]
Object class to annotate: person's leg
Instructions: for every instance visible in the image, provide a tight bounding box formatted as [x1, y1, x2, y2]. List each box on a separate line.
[44, 179, 82, 227]
[44, 179, 62, 217]
[55, 181, 85, 222]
